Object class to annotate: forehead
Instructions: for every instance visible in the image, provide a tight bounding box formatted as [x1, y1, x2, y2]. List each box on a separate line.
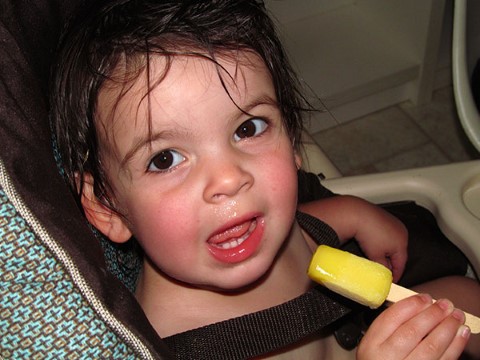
[95, 51, 275, 147]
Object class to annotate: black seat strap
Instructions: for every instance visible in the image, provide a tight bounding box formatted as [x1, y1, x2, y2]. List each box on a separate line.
[163, 286, 350, 359]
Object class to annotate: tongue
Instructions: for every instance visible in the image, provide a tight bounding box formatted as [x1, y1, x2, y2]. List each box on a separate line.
[209, 221, 251, 245]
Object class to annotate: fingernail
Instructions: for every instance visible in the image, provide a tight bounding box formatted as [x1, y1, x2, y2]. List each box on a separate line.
[457, 325, 471, 339]
[436, 299, 454, 312]
[452, 309, 465, 322]
[418, 293, 432, 304]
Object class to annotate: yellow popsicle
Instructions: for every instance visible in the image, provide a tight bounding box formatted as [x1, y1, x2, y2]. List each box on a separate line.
[308, 245, 480, 333]
[308, 245, 392, 309]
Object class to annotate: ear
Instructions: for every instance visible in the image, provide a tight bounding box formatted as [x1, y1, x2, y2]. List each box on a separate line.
[80, 173, 132, 243]
[294, 151, 302, 170]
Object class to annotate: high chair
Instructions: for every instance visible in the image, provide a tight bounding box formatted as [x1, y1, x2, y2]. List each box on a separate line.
[301, 0, 480, 278]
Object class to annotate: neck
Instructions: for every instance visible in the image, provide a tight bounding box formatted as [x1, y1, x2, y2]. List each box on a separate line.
[135, 220, 315, 337]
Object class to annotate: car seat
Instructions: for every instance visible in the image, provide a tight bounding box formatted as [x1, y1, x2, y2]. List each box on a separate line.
[1, 0, 478, 358]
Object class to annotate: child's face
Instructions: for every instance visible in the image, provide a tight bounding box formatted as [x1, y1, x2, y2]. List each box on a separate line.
[93, 51, 300, 290]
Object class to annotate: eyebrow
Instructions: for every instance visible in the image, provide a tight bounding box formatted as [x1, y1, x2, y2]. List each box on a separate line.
[119, 128, 186, 170]
[238, 94, 278, 115]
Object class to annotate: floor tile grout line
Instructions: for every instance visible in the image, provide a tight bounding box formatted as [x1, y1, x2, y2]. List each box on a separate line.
[311, 86, 477, 174]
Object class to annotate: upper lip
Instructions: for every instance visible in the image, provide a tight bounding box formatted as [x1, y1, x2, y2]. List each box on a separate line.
[207, 213, 260, 245]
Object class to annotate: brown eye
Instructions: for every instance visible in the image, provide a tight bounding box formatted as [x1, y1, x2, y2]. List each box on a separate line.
[148, 150, 185, 172]
[234, 118, 268, 141]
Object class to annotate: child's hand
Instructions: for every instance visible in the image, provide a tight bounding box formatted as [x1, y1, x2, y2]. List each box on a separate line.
[352, 201, 408, 283]
[357, 294, 470, 360]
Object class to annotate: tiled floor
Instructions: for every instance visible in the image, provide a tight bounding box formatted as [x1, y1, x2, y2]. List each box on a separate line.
[311, 86, 480, 176]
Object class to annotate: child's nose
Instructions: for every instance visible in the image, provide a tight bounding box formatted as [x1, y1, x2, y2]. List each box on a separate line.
[202, 155, 254, 203]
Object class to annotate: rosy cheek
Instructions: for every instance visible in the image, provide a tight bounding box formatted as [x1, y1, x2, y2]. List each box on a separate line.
[264, 155, 297, 188]
[135, 197, 196, 244]
[136, 213, 190, 264]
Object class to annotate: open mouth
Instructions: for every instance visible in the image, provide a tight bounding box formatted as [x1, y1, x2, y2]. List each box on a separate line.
[210, 219, 257, 250]
[207, 216, 264, 264]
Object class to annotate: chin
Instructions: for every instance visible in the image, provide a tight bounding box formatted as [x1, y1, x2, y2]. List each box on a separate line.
[205, 259, 274, 293]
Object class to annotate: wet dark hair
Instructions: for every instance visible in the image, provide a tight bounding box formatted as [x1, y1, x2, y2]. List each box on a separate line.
[51, 0, 311, 208]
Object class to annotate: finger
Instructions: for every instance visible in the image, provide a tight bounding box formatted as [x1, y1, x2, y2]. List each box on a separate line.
[365, 246, 407, 283]
[368, 254, 391, 271]
[382, 299, 456, 359]
[360, 294, 433, 346]
[407, 309, 468, 360]
[366, 252, 398, 278]
[388, 250, 407, 283]
[440, 325, 471, 360]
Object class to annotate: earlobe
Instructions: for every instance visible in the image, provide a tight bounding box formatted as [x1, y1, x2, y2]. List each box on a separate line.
[80, 173, 132, 243]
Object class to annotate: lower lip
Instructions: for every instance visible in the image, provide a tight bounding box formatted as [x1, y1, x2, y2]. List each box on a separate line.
[207, 218, 265, 264]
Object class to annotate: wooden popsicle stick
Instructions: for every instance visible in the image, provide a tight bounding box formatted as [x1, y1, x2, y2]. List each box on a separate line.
[387, 283, 480, 334]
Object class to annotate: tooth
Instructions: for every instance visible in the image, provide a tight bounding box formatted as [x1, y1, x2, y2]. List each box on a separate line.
[216, 219, 256, 249]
